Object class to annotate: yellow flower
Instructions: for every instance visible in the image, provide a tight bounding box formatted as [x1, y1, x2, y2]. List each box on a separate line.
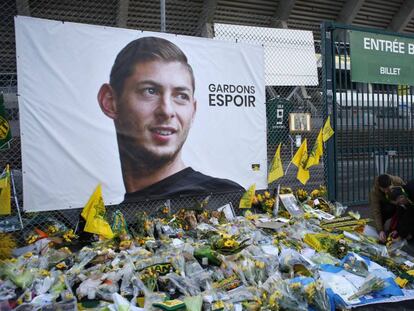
[56, 262, 67, 269]
[4, 258, 17, 263]
[264, 191, 271, 198]
[120, 240, 132, 249]
[144, 220, 152, 231]
[255, 261, 265, 269]
[280, 187, 293, 194]
[278, 211, 291, 219]
[265, 199, 274, 208]
[26, 234, 39, 245]
[23, 252, 33, 259]
[257, 194, 264, 202]
[244, 210, 258, 221]
[252, 196, 259, 205]
[63, 229, 77, 242]
[64, 292, 74, 300]
[311, 189, 320, 199]
[305, 283, 316, 302]
[136, 238, 146, 246]
[269, 290, 282, 308]
[39, 269, 50, 277]
[162, 206, 170, 214]
[224, 239, 235, 248]
[290, 282, 301, 290]
[47, 225, 58, 234]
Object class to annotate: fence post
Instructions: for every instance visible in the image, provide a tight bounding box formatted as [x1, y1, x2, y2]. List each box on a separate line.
[321, 21, 337, 201]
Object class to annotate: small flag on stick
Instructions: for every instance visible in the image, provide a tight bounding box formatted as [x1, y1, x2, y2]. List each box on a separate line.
[239, 184, 256, 209]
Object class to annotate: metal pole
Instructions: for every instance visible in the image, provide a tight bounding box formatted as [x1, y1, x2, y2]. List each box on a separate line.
[10, 169, 24, 229]
[160, 0, 166, 32]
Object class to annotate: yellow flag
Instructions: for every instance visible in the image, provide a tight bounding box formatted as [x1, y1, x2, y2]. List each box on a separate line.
[0, 165, 10, 215]
[292, 139, 308, 168]
[268, 143, 284, 184]
[239, 184, 256, 209]
[306, 129, 323, 169]
[81, 184, 114, 239]
[322, 116, 334, 142]
[292, 139, 310, 185]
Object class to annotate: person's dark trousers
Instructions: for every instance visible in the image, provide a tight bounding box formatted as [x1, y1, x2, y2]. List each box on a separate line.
[395, 205, 414, 238]
[404, 179, 414, 201]
[380, 202, 397, 227]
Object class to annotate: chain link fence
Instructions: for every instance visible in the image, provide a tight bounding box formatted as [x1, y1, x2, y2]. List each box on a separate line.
[0, 0, 326, 245]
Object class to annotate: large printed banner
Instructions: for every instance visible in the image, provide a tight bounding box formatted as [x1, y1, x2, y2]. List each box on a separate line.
[15, 16, 267, 212]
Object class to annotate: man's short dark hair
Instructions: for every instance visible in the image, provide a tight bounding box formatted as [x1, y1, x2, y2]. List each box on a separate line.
[109, 36, 195, 96]
[378, 174, 392, 188]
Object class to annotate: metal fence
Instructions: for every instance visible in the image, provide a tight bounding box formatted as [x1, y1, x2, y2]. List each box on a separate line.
[322, 22, 414, 206]
[0, 0, 326, 245]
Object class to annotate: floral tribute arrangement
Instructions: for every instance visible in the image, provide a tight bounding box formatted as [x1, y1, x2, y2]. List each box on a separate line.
[0, 186, 414, 310]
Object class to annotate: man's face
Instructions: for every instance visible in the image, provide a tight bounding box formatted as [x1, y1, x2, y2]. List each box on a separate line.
[392, 195, 409, 206]
[379, 186, 392, 194]
[114, 60, 196, 167]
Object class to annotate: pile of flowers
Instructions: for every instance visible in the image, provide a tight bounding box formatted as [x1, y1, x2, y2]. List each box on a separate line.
[0, 188, 412, 310]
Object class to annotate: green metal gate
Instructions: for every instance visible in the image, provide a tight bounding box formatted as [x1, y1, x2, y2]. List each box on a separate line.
[322, 22, 414, 206]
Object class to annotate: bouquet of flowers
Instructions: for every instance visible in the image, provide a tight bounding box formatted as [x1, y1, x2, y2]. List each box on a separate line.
[342, 253, 369, 277]
[211, 234, 250, 256]
[305, 280, 331, 311]
[261, 275, 307, 311]
[310, 185, 328, 200]
[252, 191, 276, 214]
[348, 274, 387, 300]
[295, 189, 309, 203]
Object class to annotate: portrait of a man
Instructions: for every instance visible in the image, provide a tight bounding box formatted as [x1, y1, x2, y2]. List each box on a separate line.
[97, 36, 244, 201]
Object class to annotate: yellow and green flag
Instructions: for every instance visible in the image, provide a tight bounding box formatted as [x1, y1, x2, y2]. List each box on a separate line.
[0, 164, 11, 215]
[268, 143, 284, 184]
[306, 129, 323, 169]
[322, 116, 334, 142]
[292, 139, 310, 185]
[239, 184, 256, 209]
[0, 94, 12, 149]
[81, 184, 114, 239]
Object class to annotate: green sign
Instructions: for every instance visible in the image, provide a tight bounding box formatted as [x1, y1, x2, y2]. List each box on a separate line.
[350, 30, 414, 85]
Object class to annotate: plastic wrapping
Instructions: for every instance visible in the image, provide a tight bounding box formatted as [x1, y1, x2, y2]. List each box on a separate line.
[261, 274, 308, 311]
[341, 253, 369, 277]
[309, 252, 340, 266]
[332, 201, 347, 217]
[279, 248, 312, 277]
[161, 272, 201, 296]
[76, 277, 101, 300]
[120, 261, 136, 297]
[0, 261, 35, 289]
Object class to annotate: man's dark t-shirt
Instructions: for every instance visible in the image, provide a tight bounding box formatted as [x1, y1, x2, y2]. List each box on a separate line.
[123, 167, 244, 202]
